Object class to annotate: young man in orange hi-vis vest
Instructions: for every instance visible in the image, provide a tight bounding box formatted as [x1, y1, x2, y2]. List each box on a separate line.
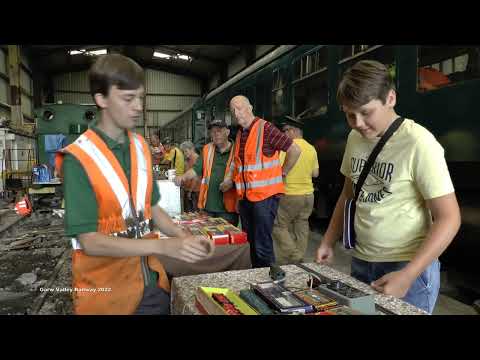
[55, 54, 214, 315]
[222, 96, 302, 268]
[174, 119, 238, 226]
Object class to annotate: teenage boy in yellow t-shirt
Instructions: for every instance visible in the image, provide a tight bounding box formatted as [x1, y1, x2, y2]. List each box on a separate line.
[315, 60, 461, 314]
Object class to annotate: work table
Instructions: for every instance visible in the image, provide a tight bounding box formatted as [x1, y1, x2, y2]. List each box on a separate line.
[171, 262, 428, 315]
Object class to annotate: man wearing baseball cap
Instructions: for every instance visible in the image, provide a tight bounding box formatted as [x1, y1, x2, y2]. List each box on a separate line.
[272, 116, 319, 265]
[175, 119, 238, 225]
[161, 136, 184, 176]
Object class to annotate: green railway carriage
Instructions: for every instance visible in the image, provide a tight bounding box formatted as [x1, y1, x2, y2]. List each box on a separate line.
[167, 45, 480, 291]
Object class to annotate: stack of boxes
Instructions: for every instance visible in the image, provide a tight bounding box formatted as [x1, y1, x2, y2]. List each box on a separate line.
[172, 212, 248, 245]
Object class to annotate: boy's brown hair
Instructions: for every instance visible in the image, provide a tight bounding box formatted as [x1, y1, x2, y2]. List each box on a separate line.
[88, 54, 144, 98]
[337, 60, 395, 108]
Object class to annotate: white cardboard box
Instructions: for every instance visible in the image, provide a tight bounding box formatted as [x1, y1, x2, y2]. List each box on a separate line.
[156, 180, 182, 217]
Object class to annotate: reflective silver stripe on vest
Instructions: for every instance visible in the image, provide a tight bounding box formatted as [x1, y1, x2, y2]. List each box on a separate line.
[235, 175, 283, 190]
[237, 159, 280, 172]
[201, 143, 215, 188]
[227, 157, 235, 177]
[74, 133, 131, 220]
[255, 120, 264, 165]
[71, 238, 82, 250]
[132, 135, 148, 215]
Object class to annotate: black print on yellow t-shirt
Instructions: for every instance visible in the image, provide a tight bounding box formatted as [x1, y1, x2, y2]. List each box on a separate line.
[351, 157, 395, 203]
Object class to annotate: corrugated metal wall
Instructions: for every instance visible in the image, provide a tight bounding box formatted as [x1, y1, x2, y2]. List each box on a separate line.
[209, 73, 220, 91]
[21, 94, 32, 116]
[54, 92, 93, 104]
[145, 69, 202, 94]
[255, 45, 275, 59]
[20, 68, 32, 94]
[0, 48, 7, 75]
[20, 47, 31, 71]
[228, 55, 246, 77]
[0, 48, 8, 105]
[145, 111, 182, 127]
[54, 71, 90, 92]
[0, 80, 7, 105]
[209, 45, 277, 92]
[146, 95, 198, 110]
[0, 47, 34, 123]
[53, 71, 92, 105]
[53, 68, 201, 134]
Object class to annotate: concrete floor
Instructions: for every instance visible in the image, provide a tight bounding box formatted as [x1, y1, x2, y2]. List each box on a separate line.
[303, 229, 478, 315]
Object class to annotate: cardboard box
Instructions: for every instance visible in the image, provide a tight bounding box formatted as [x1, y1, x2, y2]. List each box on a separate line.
[203, 226, 230, 245]
[294, 289, 338, 312]
[195, 287, 258, 315]
[218, 224, 248, 244]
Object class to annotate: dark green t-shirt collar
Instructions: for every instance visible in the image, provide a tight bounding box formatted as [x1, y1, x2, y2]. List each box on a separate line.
[91, 126, 129, 150]
[214, 141, 233, 155]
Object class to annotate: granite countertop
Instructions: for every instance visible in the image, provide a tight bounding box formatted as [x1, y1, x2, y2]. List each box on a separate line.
[171, 262, 428, 315]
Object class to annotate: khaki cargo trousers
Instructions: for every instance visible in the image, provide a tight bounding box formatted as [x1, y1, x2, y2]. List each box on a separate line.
[272, 193, 314, 265]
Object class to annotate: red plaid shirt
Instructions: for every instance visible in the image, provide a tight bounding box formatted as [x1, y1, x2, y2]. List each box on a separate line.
[238, 117, 292, 163]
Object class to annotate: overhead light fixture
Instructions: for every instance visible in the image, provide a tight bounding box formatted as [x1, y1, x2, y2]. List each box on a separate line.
[154, 51, 172, 59]
[69, 49, 85, 55]
[177, 54, 191, 61]
[153, 50, 192, 62]
[88, 49, 107, 56]
[69, 48, 107, 56]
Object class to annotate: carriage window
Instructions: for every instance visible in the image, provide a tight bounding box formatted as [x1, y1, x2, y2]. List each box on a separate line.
[338, 45, 396, 83]
[417, 46, 480, 92]
[293, 46, 328, 81]
[292, 47, 329, 120]
[272, 68, 287, 117]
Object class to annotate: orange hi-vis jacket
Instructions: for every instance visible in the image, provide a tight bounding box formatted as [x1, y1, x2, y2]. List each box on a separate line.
[55, 129, 170, 315]
[198, 142, 237, 213]
[232, 118, 285, 202]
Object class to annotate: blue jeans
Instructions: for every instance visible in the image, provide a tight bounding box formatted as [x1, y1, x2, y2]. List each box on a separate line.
[133, 286, 170, 315]
[239, 196, 280, 268]
[351, 257, 441, 314]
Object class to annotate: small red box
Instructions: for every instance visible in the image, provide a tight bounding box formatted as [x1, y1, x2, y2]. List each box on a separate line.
[205, 229, 230, 245]
[226, 231, 248, 244]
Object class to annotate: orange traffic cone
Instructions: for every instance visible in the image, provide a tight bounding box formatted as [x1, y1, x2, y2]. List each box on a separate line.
[14, 196, 32, 216]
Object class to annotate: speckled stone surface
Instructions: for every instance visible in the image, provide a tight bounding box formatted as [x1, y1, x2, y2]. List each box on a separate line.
[171, 263, 428, 315]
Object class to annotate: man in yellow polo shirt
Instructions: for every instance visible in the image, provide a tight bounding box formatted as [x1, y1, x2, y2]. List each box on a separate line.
[272, 117, 319, 265]
[161, 137, 184, 176]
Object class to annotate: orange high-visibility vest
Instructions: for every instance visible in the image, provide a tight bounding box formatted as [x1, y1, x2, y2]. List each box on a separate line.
[232, 119, 284, 201]
[55, 129, 170, 315]
[197, 142, 237, 213]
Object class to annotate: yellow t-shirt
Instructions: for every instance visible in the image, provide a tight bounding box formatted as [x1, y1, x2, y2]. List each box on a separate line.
[340, 118, 455, 262]
[164, 147, 184, 175]
[280, 138, 319, 195]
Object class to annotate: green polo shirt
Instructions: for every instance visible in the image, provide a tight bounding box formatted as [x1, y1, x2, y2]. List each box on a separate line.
[193, 143, 234, 213]
[63, 127, 160, 284]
